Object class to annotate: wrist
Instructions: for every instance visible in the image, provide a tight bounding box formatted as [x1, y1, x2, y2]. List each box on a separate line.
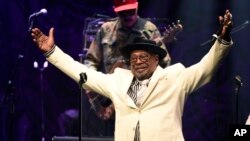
[44, 44, 56, 58]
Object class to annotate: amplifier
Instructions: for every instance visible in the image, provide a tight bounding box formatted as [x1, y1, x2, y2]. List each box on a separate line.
[52, 136, 114, 141]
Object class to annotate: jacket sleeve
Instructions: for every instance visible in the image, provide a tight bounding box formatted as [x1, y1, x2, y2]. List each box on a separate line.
[178, 38, 233, 94]
[46, 46, 114, 99]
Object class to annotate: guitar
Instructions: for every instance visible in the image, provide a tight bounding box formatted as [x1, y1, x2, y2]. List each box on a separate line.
[86, 60, 126, 120]
[154, 20, 183, 45]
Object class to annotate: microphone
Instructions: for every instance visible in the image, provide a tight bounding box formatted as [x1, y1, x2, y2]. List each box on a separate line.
[29, 8, 48, 19]
[28, 8, 47, 32]
[78, 72, 87, 88]
[234, 75, 243, 95]
[234, 75, 243, 87]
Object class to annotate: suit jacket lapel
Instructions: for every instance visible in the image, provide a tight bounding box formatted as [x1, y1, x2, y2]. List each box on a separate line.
[120, 70, 138, 109]
[140, 66, 163, 107]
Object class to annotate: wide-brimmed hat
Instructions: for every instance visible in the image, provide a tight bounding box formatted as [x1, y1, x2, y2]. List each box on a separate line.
[113, 0, 138, 12]
[120, 37, 167, 60]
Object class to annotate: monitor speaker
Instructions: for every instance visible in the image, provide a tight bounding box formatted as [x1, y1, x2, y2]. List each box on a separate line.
[52, 136, 114, 141]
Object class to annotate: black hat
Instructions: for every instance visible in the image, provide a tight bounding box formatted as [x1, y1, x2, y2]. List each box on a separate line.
[120, 37, 167, 60]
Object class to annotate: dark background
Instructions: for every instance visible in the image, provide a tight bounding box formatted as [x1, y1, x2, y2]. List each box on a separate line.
[0, 0, 250, 141]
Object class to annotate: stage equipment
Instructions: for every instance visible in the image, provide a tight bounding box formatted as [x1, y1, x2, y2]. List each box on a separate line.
[52, 136, 113, 141]
[234, 75, 243, 124]
[33, 61, 49, 141]
[28, 8, 47, 32]
[1, 54, 23, 141]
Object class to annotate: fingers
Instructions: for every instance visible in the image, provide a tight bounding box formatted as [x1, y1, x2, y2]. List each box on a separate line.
[97, 105, 114, 120]
[31, 28, 43, 43]
[224, 10, 232, 21]
[49, 28, 54, 40]
[226, 11, 233, 27]
[31, 28, 42, 37]
[219, 16, 223, 24]
[218, 10, 232, 41]
[225, 9, 232, 19]
[218, 10, 233, 29]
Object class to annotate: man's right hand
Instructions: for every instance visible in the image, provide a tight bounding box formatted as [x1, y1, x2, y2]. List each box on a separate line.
[31, 28, 55, 53]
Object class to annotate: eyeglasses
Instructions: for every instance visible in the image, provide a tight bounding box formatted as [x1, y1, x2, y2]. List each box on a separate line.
[117, 9, 136, 17]
[130, 53, 151, 64]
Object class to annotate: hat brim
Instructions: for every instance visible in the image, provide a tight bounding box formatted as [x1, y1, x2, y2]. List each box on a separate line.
[114, 2, 138, 12]
[120, 43, 167, 61]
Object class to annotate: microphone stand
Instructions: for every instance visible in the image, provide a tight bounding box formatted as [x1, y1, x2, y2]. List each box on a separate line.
[28, 12, 37, 32]
[1, 54, 24, 141]
[234, 76, 243, 124]
[28, 17, 35, 32]
[78, 54, 84, 141]
[200, 20, 249, 47]
[33, 61, 48, 141]
[78, 50, 89, 141]
[235, 87, 239, 125]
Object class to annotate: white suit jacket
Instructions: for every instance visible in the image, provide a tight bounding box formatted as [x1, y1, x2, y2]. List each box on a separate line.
[246, 114, 250, 125]
[47, 39, 232, 141]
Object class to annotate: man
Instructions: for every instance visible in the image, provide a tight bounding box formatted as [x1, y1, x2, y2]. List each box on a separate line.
[59, 0, 182, 136]
[31, 9, 233, 141]
[84, 0, 181, 121]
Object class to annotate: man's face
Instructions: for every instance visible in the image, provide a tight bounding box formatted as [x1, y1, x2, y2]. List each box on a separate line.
[117, 9, 138, 28]
[130, 50, 159, 81]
